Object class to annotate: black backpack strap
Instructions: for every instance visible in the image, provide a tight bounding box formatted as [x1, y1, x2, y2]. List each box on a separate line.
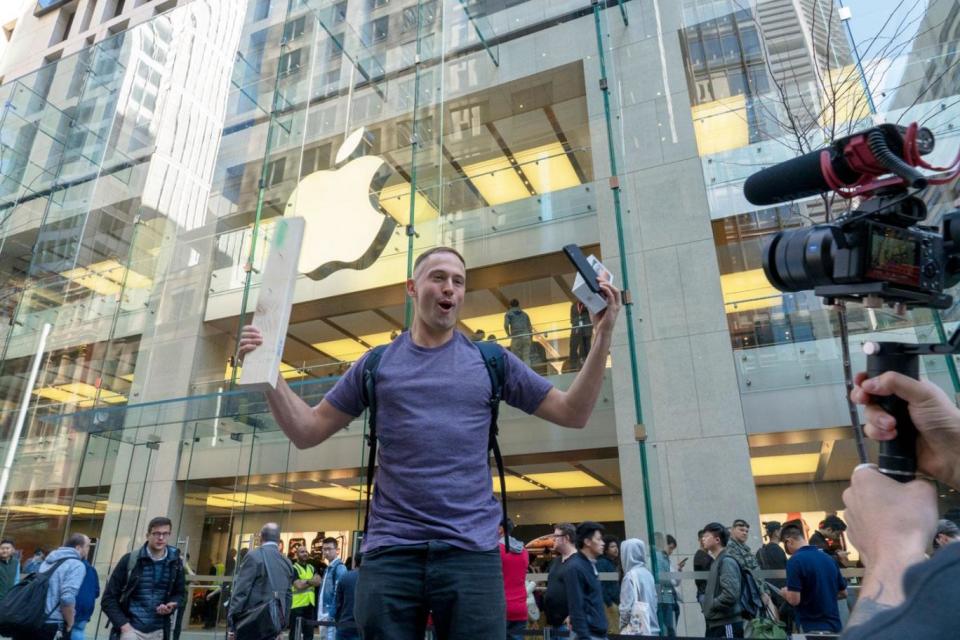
[360, 345, 389, 537]
[474, 341, 510, 541]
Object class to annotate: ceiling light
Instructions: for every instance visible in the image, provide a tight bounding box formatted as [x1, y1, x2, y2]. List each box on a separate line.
[378, 183, 438, 224]
[462, 156, 531, 205]
[302, 486, 368, 501]
[720, 268, 782, 313]
[512, 143, 580, 195]
[750, 453, 820, 477]
[525, 470, 605, 490]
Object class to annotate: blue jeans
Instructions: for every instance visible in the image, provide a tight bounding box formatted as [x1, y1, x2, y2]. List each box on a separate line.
[354, 542, 505, 640]
[71, 620, 88, 640]
[506, 619, 526, 640]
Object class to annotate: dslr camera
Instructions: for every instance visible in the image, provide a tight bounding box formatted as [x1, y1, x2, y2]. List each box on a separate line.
[744, 123, 960, 310]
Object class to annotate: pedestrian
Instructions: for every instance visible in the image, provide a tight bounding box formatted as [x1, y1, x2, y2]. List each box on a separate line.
[334, 554, 360, 640]
[101, 516, 187, 640]
[504, 298, 534, 364]
[0, 539, 20, 600]
[72, 552, 101, 640]
[701, 522, 743, 638]
[934, 518, 960, 552]
[291, 546, 321, 640]
[595, 535, 620, 633]
[500, 519, 529, 640]
[779, 523, 846, 634]
[808, 515, 850, 568]
[755, 521, 787, 589]
[238, 246, 620, 640]
[564, 521, 608, 640]
[23, 549, 44, 575]
[693, 529, 713, 608]
[725, 519, 772, 612]
[543, 523, 577, 635]
[316, 537, 346, 640]
[569, 301, 592, 369]
[12, 533, 88, 640]
[655, 534, 680, 638]
[227, 523, 294, 639]
[617, 538, 658, 635]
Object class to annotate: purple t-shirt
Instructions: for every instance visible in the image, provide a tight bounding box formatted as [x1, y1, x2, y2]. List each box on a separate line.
[325, 331, 553, 553]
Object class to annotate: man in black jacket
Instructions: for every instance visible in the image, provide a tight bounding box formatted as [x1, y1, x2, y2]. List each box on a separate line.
[101, 516, 186, 640]
[227, 523, 294, 636]
[564, 521, 608, 640]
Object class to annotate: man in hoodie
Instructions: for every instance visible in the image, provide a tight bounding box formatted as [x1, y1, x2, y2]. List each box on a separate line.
[102, 516, 186, 640]
[0, 538, 20, 600]
[701, 522, 742, 638]
[499, 519, 529, 640]
[22, 533, 89, 640]
[565, 521, 608, 640]
[618, 539, 658, 635]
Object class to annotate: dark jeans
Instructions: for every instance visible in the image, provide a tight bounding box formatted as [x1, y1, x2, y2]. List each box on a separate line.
[705, 621, 745, 638]
[14, 623, 60, 640]
[506, 619, 526, 640]
[355, 542, 505, 640]
[290, 604, 316, 640]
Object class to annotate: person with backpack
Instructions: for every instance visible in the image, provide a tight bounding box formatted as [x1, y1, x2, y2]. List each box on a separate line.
[503, 298, 534, 364]
[0, 533, 89, 640]
[778, 523, 846, 633]
[238, 246, 621, 640]
[72, 555, 101, 640]
[701, 522, 743, 638]
[227, 523, 294, 639]
[101, 516, 186, 640]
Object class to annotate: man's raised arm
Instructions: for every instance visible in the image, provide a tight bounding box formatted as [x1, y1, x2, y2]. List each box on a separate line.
[535, 279, 621, 428]
[239, 325, 354, 449]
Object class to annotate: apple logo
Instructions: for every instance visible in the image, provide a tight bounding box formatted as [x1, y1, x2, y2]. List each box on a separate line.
[285, 127, 397, 280]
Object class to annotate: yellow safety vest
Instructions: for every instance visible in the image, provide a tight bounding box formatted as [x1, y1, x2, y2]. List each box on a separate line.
[292, 562, 316, 609]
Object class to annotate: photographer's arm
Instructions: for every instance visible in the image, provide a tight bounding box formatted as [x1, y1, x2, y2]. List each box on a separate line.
[239, 326, 353, 449]
[535, 280, 621, 428]
[841, 466, 935, 629]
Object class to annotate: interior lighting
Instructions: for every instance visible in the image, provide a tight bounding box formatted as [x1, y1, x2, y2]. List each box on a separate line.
[302, 485, 369, 501]
[720, 268, 782, 313]
[512, 143, 580, 195]
[750, 453, 820, 477]
[378, 183, 439, 224]
[462, 155, 531, 205]
[205, 492, 291, 508]
[525, 470, 605, 489]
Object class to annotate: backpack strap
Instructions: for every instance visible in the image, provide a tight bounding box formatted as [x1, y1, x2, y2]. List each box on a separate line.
[473, 341, 510, 542]
[360, 345, 389, 538]
[357, 340, 510, 543]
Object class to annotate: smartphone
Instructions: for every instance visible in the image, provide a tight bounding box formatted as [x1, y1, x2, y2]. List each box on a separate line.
[563, 244, 602, 294]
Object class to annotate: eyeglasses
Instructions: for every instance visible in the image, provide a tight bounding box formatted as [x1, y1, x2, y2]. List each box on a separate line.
[150, 531, 172, 538]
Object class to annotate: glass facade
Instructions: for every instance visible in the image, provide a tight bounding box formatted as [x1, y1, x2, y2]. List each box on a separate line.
[0, 0, 957, 635]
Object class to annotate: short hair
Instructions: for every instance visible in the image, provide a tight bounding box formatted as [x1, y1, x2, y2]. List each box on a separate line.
[696, 529, 704, 539]
[260, 523, 281, 543]
[763, 521, 782, 536]
[666, 534, 677, 547]
[412, 247, 466, 276]
[576, 521, 605, 549]
[147, 517, 172, 533]
[822, 515, 847, 532]
[322, 537, 338, 548]
[780, 524, 805, 542]
[0, 539, 14, 547]
[509, 299, 519, 307]
[65, 533, 87, 549]
[731, 519, 750, 529]
[703, 522, 729, 547]
[554, 523, 576, 542]
[937, 519, 960, 538]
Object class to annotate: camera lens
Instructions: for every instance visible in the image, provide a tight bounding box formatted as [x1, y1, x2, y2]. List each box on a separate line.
[763, 227, 837, 292]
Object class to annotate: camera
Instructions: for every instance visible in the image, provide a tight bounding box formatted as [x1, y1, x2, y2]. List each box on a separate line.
[743, 122, 960, 482]
[744, 124, 960, 309]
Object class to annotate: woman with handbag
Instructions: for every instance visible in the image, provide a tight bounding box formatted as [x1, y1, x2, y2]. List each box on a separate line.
[618, 539, 659, 636]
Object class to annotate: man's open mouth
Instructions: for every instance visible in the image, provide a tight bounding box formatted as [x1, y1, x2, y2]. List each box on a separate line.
[438, 300, 454, 311]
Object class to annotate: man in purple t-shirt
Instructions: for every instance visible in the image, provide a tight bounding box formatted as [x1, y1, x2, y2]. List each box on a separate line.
[239, 246, 621, 640]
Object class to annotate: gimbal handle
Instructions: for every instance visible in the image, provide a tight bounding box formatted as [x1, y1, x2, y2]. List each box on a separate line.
[864, 342, 919, 482]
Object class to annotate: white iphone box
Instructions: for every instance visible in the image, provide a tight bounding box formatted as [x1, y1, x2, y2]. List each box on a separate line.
[572, 255, 613, 314]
